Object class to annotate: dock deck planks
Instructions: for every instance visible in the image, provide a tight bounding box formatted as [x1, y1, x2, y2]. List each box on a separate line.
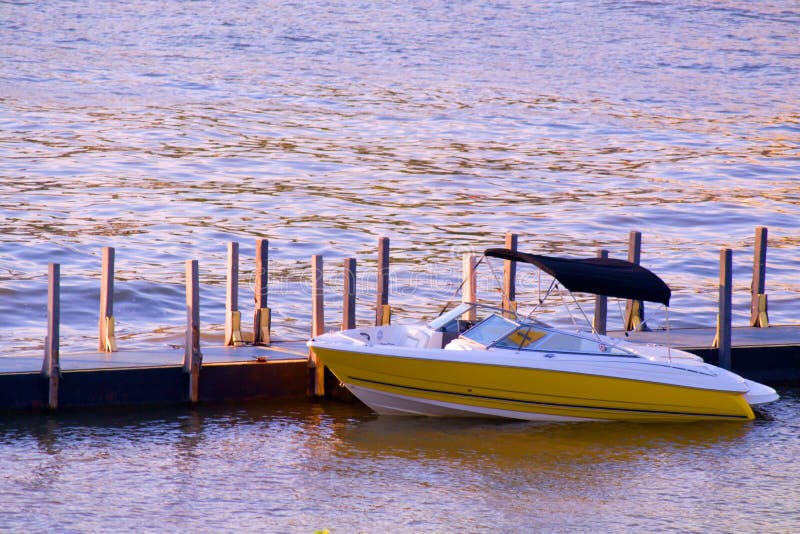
[0, 342, 308, 374]
[610, 325, 800, 349]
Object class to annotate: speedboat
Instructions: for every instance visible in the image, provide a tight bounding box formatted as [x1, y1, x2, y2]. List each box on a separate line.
[308, 248, 779, 422]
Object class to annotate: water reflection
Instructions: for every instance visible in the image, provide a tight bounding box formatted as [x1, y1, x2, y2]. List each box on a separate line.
[337, 416, 752, 462]
[0, 392, 797, 531]
[332, 413, 756, 506]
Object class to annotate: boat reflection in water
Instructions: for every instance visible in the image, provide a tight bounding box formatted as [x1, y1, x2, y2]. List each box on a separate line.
[334, 412, 755, 466]
[310, 248, 779, 422]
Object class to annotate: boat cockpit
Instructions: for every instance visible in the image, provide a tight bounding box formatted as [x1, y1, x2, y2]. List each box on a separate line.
[431, 303, 636, 356]
[315, 302, 703, 366]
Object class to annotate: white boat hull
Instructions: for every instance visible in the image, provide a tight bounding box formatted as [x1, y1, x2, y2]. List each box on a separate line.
[350, 384, 597, 422]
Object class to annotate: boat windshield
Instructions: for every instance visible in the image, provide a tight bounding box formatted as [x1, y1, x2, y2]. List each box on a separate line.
[495, 326, 636, 356]
[495, 324, 549, 349]
[460, 314, 520, 348]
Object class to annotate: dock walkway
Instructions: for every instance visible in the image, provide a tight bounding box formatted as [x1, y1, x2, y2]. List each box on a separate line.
[612, 325, 800, 349]
[2, 328, 799, 412]
[4, 327, 798, 376]
[0, 342, 312, 412]
[0, 341, 308, 374]
[613, 325, 800, 383]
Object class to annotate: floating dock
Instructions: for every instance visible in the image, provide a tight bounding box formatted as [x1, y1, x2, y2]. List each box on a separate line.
[2, 327, 798, 412]
[1, 229, 798, 413]
[0, 343, 313, 412]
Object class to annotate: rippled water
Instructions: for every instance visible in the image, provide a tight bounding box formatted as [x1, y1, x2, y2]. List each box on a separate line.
[2, 0, 800, 354]
[0, 390, 798, 532]
[1, 1, 799, 530]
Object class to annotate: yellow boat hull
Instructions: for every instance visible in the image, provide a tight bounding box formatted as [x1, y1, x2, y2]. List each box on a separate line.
[313, 347, 755, 422]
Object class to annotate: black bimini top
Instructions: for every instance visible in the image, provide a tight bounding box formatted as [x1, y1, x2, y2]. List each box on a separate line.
[485, 248, 671, 306]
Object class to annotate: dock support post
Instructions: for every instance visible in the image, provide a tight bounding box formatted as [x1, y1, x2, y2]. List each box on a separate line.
[715, 249, 733, 370]
[253, 238, 271, 345]
[310, 255, 325, 396]
[224, 242, 242, 346]
[594, 249, 608, 335]
[42, 263, 60, 410]
[376, 237, 390, 326]
[98, 247, 117, 352]
[184, 260, 202, 403]
[502, 232, 518, 315]
[343, 258, 357, 331]
[462, 253, 478, 321]
[624, 231, 647, 331]
[750, 226, 769, 328]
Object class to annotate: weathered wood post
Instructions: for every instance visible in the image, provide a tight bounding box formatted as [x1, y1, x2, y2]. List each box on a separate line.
[224, 241, 242, 346]
[594, 249, 608, 335]
[310, 255, 325, 396]
[462, 253, 478, 321]
[624, 231, 647, 331]
[184, 260, 202, 403]
[750, 226, 769, 328]
[376, 237, 391, 326]
[98, 246, 117, 352]
[343, 258, 357, 330]
[253, 238, 271, 345]
[42, 263, 60, 410]
[714, 249, 733, 370]
[503, 232, 518, 315]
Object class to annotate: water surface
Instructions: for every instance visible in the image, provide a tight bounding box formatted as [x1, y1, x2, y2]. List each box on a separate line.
[1, 1, 799, 355]
[1, 391, 798, 532]
[0, 1, 799, 531]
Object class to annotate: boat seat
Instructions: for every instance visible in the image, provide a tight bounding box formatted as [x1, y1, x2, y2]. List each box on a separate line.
[404, 329, 432, 348]
[441, 331, 460, 348]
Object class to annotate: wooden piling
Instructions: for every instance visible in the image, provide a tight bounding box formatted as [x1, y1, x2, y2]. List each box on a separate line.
[716, 249, 733, 370]
[462, 253, 478, 321]
[594, 249, 608, 335]
[42, 263, 60, 410]
[253, 238, 271, 345]
[184, 259, 201, 403]
[750, 226, 769, 328]
[343, 258, 357, 331]
[224, 242, 242, 346]
[502, 232, 518, 314]
[310, 255, 325, 396]
[98, 247, 117, 352]
[624, 231, 646, 331]
[376, 237, 391, 326]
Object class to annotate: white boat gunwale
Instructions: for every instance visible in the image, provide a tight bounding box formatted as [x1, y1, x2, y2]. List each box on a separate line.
[312, 336, 750, 395]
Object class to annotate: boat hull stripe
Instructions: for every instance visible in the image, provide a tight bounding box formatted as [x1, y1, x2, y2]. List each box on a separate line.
[349, 376, 751, 420]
